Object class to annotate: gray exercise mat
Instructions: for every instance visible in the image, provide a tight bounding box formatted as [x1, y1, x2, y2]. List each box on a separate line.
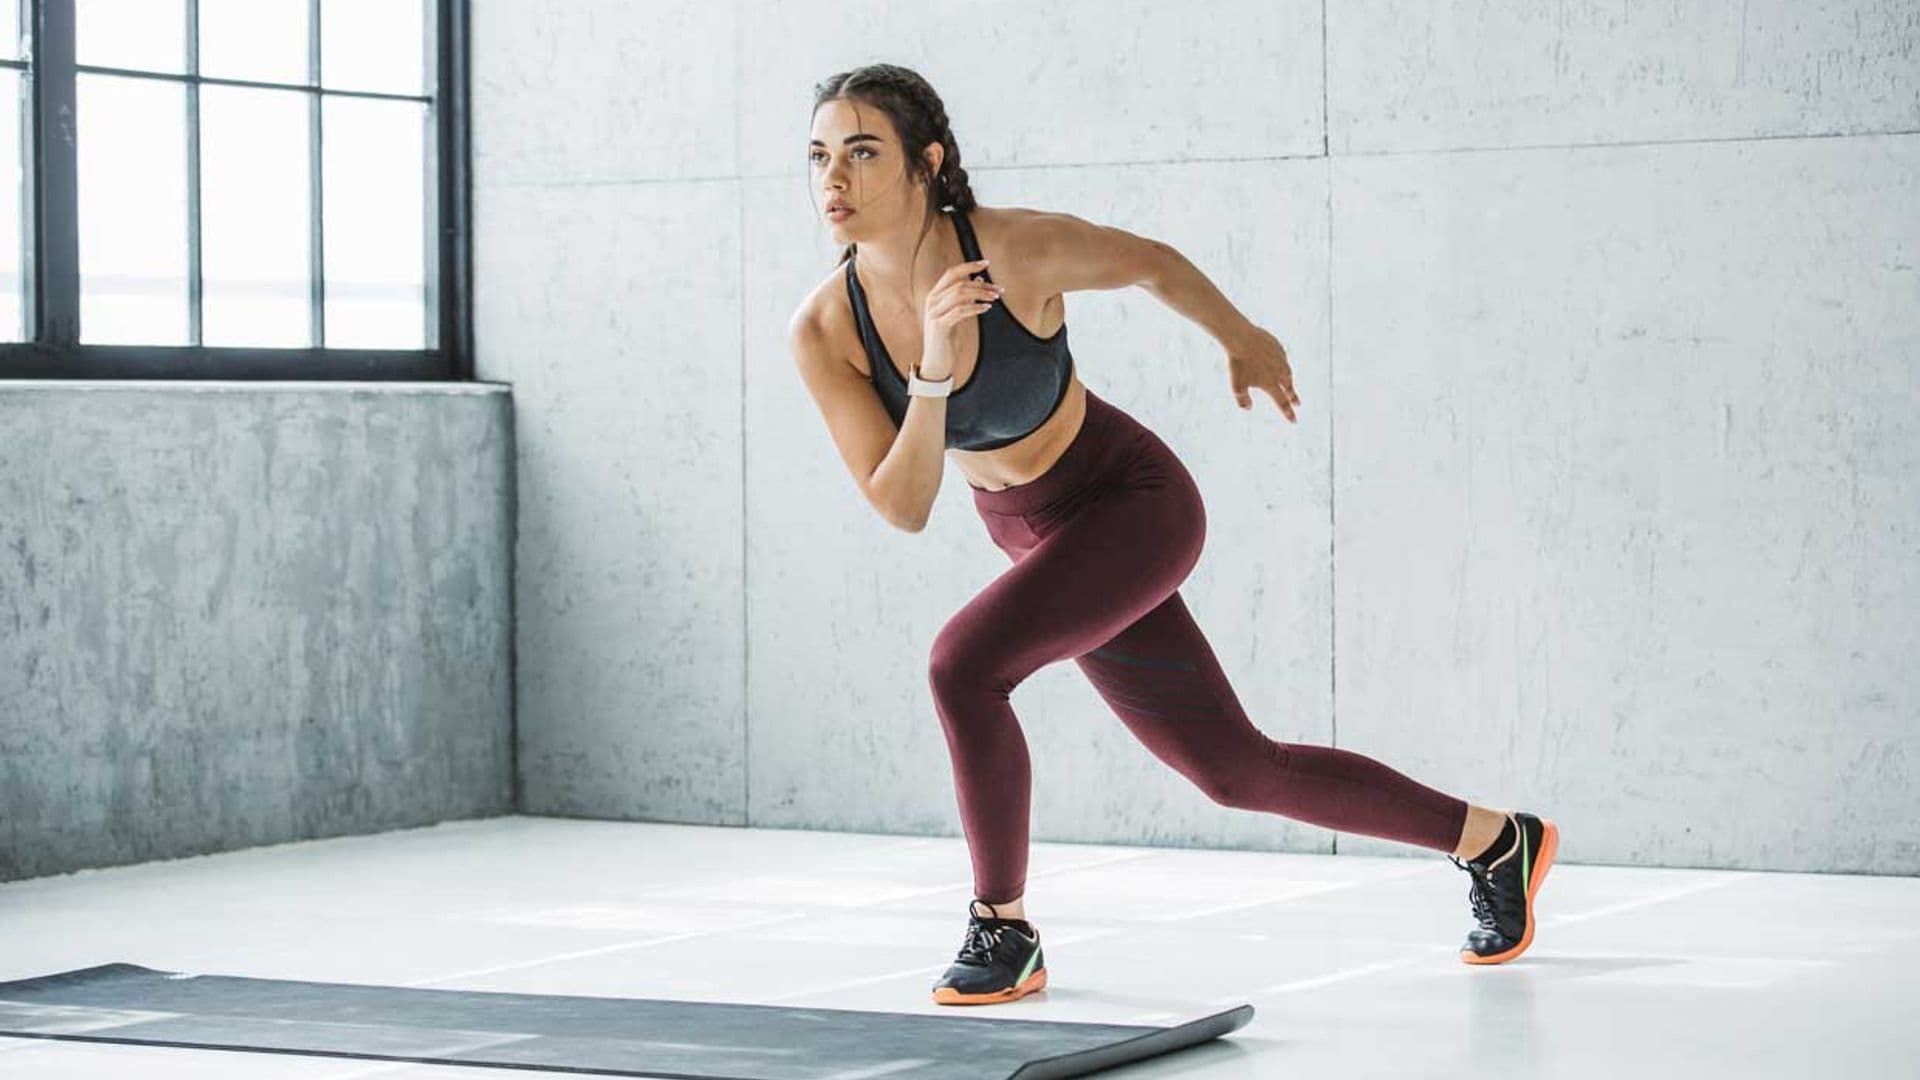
[0, 963, 1254, 1079]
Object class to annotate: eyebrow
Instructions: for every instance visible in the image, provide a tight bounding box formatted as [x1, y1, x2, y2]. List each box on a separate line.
[809, 133, 884, 147]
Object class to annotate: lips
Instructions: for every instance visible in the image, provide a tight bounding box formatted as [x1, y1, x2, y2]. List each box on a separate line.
[826, 202, 853, 220]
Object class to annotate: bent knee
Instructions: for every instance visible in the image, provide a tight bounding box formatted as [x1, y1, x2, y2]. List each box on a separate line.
[929, 630, 1025, 700]
[1190, 742, 1284, 808]
[1196, 772, 1250, 808]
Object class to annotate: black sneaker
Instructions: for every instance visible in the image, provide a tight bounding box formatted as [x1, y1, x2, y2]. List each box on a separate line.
[1449, 810, 1560, 964]
[931, 899, 1048, 1005]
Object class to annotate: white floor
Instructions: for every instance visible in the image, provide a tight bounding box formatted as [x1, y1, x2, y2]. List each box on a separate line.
[1, 816, 1915, 1079]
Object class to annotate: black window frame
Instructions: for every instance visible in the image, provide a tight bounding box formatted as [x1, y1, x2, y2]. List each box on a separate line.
[0, 0, 471, 380]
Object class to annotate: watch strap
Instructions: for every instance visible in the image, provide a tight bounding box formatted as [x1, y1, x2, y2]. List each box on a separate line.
[907, 362, 954, 398]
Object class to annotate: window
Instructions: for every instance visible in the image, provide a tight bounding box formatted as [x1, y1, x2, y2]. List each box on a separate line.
[0, 0, 470, 379]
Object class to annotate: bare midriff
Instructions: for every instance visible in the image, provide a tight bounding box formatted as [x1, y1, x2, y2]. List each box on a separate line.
[953, 376, 1086, 492]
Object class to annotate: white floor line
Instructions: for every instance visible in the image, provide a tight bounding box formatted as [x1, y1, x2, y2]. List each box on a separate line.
[757, 928, 1126, 1005]
[1215, 945, 1459, 1004]
[1149, 861, 1447, 921]
[1543, 874, 1750, 925]
[1202, 866, 1756, 1007]
[762, 863, 1439, 1007]
[764, 864, 1444, 1009]
[405, 850, 1158, 988]
[405, 909, 817, 988]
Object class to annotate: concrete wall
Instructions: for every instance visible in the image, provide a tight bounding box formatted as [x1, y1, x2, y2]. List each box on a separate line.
[471, 0, 1920, 874]
[0, 383, 515, 882]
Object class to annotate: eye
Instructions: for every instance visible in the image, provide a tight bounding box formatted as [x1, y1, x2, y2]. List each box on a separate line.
[809, 147, 876, 165]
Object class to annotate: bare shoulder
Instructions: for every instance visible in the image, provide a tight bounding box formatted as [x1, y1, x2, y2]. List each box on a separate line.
[976, 203, 1161, 296]
[968, 204, 1059, 261]
[789, 258, 867, 377]
[969, 204, 1082, 300]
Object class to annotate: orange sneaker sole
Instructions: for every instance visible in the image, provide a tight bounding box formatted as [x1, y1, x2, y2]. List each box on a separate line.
[931, 965, 1047, 1005]
[1461, 818, 1559, 965]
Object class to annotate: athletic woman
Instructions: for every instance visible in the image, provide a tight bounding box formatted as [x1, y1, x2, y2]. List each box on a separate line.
[787, 64, 1560, 1007]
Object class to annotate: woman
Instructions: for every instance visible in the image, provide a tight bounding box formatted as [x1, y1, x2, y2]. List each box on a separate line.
[788, 64, 1559, 1007]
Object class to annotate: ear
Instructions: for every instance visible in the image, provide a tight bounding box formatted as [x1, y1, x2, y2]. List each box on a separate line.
[922, 140, 943, 181]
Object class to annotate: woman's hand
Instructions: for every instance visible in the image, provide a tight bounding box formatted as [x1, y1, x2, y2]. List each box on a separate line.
[919, 258, 1001, 378]
[1226, 325, 1300, 423]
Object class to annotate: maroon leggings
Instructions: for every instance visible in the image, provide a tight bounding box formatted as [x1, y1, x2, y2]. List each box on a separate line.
[932, 387, 1471, 904]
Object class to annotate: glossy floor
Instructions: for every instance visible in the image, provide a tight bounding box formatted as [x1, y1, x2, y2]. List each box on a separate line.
[1, 816, 1914, 1078]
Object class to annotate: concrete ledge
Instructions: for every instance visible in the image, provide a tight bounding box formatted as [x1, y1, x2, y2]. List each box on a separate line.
[0, 383, 516, 882]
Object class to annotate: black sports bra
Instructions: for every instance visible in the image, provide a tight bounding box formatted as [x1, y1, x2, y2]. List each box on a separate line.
[844, 206, 1074, 451]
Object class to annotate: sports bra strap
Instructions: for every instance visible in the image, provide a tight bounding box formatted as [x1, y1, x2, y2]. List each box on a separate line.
[949, 206, 986, 270]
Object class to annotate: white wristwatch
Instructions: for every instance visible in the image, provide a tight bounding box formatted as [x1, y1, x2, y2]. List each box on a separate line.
[907, 362, 954, 398]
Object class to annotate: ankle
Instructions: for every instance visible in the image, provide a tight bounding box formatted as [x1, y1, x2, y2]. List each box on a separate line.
[976, 897, 1026, 921]
[1461, 811, 1517, 865]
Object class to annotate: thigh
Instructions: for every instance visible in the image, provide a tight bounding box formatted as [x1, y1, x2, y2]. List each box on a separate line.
[936, 474, 1207, 690]
[1071, 587, 1262, 777]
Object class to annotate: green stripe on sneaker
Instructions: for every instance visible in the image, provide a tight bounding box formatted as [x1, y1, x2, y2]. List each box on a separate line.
[1521, 821, 1531, 887]
[1016, 947, 1040, 984]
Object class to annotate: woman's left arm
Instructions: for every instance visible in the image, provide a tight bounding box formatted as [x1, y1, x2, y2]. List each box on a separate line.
[1029, 211, 1300, 423]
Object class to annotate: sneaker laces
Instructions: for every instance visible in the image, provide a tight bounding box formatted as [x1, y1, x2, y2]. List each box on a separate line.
[957, 919, 1005, 965]
[1449, 854, 1498, 931]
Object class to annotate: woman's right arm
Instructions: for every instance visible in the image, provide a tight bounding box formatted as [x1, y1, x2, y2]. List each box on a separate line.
[788, 306, 946, 533]
[788, 260, 997, 533]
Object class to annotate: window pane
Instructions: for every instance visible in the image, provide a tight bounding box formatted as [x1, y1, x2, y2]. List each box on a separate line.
[78, 75, 188, 345]
[1, 0, 21, 62]
[0, 72, 21, 340]
[321, 0, 427, 97]
[77, 0, 186, 74]
[323, 97, 427, 349]
[199, 0, 307, 87]
[202, 86, 310, 348]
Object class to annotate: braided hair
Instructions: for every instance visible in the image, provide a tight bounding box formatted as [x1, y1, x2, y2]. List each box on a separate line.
[811, 64, 978, 268]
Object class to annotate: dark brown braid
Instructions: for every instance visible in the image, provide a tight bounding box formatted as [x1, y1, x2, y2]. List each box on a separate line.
[811, 64, 978, 268]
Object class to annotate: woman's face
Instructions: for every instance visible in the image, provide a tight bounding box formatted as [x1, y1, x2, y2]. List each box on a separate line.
[809, 99, 926, 235]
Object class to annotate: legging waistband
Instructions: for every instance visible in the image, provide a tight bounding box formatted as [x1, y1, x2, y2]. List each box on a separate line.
[970, 388, 1142, 517]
